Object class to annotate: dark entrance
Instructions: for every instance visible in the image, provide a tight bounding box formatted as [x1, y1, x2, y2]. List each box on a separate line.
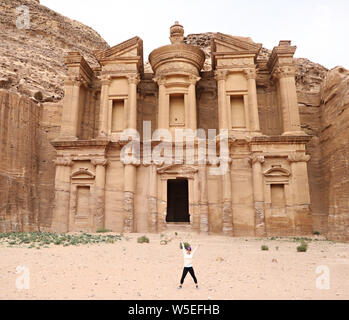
[166, 179, 190, 223]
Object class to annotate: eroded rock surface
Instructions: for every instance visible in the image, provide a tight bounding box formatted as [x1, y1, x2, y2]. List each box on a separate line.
[0, 0, 108, 102]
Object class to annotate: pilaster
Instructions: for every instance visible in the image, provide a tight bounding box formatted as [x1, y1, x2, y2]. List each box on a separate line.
[51, 157, 73, 233]
[250, 154, 266, 237]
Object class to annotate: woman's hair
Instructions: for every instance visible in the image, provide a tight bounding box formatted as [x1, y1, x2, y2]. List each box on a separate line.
[187, 246, 192, 251]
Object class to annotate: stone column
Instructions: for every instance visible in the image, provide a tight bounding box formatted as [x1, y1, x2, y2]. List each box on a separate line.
[148, 164, 158, 233]
[123, 164, 137, 233]
[222, 159, 234, 236]
[188, 76, 200, 131]
[244, 68, 261, 133]
[199, 163, 209, 234]
[288, 153, 311, 204]
[92, 158, 108, 230]
[51, 157, 73, 233]
[274, 66, 303, 135]
[128, 74, 140, 130]
[60, 77, 82, 139]
[288, 153, 312, 234]
[251, 155, 266, 237]
[215, 70, 229, 131]
[98, 76, 111, 138]
[157, 78, 169, 129]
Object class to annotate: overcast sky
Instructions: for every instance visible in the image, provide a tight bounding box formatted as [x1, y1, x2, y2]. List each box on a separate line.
[40, 0, 348, 69]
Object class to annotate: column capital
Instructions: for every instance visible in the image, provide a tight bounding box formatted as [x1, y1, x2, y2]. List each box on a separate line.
[100, 75, 112, 86]
[54, 157, 73, 167]
[154, 76, 166, 86]
[91, 158, 109, 167]
[273, 65, 296, 79]
[288, 153, 311, 163]
[64, 76, 84, 87]
[127, 74, 140, 85]
[250, 155, 265, 165]
[188, 75, 201, 85]
[214, 70, 228, 81]
[244, 68, 257, 80]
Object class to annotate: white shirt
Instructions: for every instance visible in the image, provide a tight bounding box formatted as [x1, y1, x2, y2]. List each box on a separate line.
[181, 242, 198, 268]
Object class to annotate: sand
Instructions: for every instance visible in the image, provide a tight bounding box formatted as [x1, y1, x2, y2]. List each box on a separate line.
[0, 232, 348, 300]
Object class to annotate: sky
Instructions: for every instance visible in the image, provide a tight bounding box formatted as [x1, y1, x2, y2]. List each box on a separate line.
[40, 0, 348, 69]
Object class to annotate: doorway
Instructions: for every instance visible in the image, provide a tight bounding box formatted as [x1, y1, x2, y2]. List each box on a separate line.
[166, 179, 190, 223]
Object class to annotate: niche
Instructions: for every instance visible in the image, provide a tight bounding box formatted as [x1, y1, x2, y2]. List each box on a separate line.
[76, 186, 90, 218]
[169, 94, 185, 127]
[231, 95, 246, 129]
[112, 100, 124, 132]
[271, 184, 286, 215]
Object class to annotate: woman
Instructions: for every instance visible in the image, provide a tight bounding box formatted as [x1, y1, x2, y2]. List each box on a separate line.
[178, 241, 200, 289]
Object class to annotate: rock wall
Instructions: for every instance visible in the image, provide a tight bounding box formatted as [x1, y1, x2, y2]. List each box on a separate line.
[320, 67, 349, 241]
[0, 90, 41, 232]
[0, 0, 107, 231]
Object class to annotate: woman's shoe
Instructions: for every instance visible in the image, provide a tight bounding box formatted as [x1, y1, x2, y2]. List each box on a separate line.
[196, 285, 199, 290]
[178, 285, 183, 289]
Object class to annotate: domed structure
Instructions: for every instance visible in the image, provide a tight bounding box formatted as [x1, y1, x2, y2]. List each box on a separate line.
[149, 22, 205, 77]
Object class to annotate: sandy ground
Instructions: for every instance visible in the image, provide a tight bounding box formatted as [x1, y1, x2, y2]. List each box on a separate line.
[0, 232, 348, 300]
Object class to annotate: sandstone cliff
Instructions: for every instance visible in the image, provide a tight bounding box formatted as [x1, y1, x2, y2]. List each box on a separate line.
[0, 0, 109, 102]
[0, 0, 106, 231]
[320, 67, 349, 241]
[0, 89, 41, 232]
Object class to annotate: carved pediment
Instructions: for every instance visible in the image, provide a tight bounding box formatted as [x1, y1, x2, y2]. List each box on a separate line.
[212, 33, 262, 55]
[263, 166, 290, 178]
[71, 168, 95, 180]
[94, 37, 144, 72]
[157, 164, 198, 175]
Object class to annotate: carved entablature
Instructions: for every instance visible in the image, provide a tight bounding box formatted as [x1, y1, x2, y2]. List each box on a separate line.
[71, 168, 95, 180]
[287, 153, 311, 163]
[268, 40, 297, 76]
[64, 52, 94, 84]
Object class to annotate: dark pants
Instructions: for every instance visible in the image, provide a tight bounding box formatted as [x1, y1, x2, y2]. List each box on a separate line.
[180, 267, 198, 285]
